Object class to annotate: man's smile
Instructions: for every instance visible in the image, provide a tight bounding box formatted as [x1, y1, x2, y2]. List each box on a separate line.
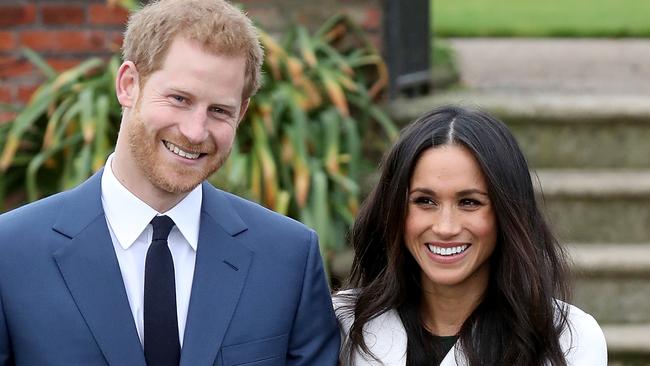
[163, 140, 203, 160]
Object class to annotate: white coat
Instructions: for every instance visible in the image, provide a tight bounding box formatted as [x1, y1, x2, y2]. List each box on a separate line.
[333, 290, 607, 366]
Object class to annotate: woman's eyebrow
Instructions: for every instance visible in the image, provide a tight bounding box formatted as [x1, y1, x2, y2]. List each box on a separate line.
[408, 187, 436, 196]
[457, 189, 489, 196]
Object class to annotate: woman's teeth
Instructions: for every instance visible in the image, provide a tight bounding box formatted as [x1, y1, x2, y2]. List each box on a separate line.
[426, 244, 469, 256]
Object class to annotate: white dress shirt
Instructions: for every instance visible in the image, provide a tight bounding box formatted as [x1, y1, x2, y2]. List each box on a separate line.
[101, 154, 201, 347]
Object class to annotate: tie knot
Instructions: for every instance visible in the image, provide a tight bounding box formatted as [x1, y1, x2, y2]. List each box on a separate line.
[151, 215, 175, 241]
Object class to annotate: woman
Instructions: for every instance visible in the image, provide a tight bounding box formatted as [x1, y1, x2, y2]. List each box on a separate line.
[334, 106, 607, 365]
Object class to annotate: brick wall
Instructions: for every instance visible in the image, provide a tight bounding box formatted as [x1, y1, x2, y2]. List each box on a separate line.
[0, 0, 382, 123]
[240, 0, 382, 47]
[0, 0, 128, 122]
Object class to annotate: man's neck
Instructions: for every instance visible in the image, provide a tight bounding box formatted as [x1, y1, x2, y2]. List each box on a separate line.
[110, 151, 188, 213]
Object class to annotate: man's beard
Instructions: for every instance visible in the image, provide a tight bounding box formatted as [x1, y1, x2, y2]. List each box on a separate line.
[126, 111, 230, 194]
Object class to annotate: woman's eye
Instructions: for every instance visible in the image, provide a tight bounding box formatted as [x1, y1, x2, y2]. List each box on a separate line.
[413, 197, 435, 206]
[459, 198, 481, 207]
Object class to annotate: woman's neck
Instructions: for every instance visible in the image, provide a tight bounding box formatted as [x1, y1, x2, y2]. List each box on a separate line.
[419, 269, 489, 336]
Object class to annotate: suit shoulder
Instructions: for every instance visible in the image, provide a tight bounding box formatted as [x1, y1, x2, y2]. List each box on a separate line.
[0, 191, 68, 231]
[218, 188, 313, 234]
[0, 191, 72, 258]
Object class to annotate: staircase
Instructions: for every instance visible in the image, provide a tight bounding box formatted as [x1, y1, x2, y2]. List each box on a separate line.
[331, 39, 650, 364]
[387, 89, 650, 365]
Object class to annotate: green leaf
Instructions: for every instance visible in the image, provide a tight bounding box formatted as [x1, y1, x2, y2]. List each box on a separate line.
[21, 47, 56, 79]
[26, 133, 82, 201]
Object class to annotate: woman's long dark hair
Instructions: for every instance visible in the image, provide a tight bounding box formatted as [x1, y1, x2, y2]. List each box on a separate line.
[339, 106, 571, 365]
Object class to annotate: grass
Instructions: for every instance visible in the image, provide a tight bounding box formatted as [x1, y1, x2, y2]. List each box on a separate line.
[432, 0, 650, 37]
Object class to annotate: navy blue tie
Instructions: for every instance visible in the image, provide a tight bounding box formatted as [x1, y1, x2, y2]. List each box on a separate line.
[144, 215, 180, 366]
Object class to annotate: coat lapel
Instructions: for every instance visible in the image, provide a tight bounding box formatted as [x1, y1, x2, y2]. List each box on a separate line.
[52, 171, 146, 366]
[440, 346, 460, 366]
[180, 183, 252, 366]
[363, 308, 463, 366]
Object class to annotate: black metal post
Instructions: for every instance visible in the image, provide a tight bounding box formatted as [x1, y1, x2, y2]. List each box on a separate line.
[383, 0, 431, 99]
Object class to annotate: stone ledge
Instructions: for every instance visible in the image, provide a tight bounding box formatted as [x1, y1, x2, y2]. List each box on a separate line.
[567, 243, 650, 277]
[387, 91, 650, 125]
[603, 324, 650, 355]
[535, 169, 650, 198]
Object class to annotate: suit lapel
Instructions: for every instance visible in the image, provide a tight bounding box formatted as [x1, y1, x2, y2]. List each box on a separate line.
[180, 184, 252, 366]
[52, 171, 146, 366]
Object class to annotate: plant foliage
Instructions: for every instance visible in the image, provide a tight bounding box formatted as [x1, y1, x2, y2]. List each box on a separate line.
[0, 15, 397, 267]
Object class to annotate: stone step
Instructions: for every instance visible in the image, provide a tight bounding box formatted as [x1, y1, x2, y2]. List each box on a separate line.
[568, 243, 650, 277]
[569, 243, 650, 324]
[536, 169, 650, 243]
[386, 92, 650, 169]
[603, 324, 650, 365]
[448, 39, 650, 96]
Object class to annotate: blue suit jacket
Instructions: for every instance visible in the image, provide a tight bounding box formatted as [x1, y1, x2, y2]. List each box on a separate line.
[0, 171, 340, 365]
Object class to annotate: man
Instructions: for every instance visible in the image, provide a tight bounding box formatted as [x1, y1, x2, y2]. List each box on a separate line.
[0, 0, 340, 365]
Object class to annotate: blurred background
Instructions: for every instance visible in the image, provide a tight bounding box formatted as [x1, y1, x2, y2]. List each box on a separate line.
[1, 1, 649, 364]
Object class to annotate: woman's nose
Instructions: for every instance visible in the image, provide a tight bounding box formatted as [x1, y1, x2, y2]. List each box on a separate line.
[431, 208, 462, 238]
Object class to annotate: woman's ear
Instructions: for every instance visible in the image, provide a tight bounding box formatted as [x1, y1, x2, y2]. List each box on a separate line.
[115, 61, 140, 109]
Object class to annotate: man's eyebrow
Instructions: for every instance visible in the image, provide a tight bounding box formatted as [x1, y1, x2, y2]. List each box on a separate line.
[168, 87, 195, 97]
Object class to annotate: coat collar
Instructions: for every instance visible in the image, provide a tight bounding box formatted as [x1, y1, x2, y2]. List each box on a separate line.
[335, 289, 464, 366]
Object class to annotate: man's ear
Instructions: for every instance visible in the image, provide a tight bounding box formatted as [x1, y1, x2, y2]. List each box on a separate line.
[238, 98, 250, 123]
[116, 61, 140, 108]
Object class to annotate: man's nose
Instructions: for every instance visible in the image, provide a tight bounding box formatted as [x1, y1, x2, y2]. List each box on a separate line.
[179, 109, 209, 144]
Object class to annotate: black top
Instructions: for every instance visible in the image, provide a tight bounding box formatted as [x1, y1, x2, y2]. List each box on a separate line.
[431, 334, 458, 357]
[423, 327, 459, 362]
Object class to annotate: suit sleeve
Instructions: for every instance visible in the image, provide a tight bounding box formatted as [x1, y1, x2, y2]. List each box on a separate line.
[0, 285, 13, 365]
[287, 230, 340, 365]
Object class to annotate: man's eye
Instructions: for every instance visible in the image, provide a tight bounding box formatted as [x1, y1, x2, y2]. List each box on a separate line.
[171, 95, 186, 103]
[210, 107, 226, 114]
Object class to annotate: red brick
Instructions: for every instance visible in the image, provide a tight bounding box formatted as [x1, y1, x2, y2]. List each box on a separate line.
[46, 58, 81, 72]
[89, 4, 129, 26]
[0, 111, 17, 124]
[0, 31, 16, 52]
[42, 4, 85, 25]
[17, 84, 39, 103]
[108, 32, 124, 52]
[20, 31, 109, 53]
[362, 6, 381, 31]
[0, 56, 33, 78]
[0, 86, 13, 103]
[0, 4, 36, 27]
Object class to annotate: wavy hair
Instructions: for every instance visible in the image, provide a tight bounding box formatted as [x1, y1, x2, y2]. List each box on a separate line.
[339, 105, 571, 365]
[122, 0, 263, 99]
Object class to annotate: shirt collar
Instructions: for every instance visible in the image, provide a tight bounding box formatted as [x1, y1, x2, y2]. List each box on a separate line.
[101, 153, 202, 251]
